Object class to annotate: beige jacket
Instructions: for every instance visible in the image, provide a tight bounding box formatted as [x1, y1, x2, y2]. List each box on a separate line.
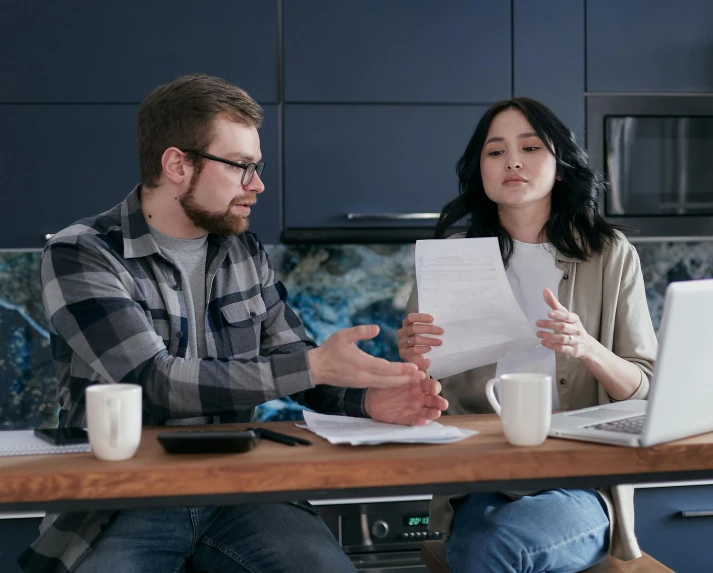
[407, 231, 658, 561]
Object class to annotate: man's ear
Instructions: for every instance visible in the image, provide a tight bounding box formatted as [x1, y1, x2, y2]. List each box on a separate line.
[161, 147, 190, 185]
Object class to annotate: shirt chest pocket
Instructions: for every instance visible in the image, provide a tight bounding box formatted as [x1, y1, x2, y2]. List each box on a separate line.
[220, 295, 268, 357]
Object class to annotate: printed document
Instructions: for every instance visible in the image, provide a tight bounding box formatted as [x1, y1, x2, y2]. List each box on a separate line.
[415, 237, 538, 379]
[298, 412, 477, 446]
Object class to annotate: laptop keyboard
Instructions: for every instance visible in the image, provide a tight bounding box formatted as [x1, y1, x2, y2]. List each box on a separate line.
[587, 415, 646, 435]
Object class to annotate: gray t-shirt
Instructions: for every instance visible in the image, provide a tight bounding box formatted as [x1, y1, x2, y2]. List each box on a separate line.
[149, 226, 211, 426]
[149, 225, 209, 359]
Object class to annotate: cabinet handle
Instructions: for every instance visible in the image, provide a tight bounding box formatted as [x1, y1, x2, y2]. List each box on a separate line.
[345, 212, 440, 221]
[0, 511, 45, 520]
[679, 510, 713, 518]
[44, 234, 55, 240]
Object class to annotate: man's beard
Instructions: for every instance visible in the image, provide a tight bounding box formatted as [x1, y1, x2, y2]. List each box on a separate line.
[179, 169, 253, 236]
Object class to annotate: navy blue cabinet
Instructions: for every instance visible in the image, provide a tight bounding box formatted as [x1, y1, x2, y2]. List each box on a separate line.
[7, 0, 713, 246]
[284, 0, 511, 103]
[283, 104, 487, 235]
[635, 484, 713, 572]
[0, 104, 280, 248]
[513, 0, 584, 143]
[0, 515, 42, 573]
[0, 0, 278, 103]
[0, 105, 139, 249]
[249, 105, 280, 245]
[587, 0, 713, 92]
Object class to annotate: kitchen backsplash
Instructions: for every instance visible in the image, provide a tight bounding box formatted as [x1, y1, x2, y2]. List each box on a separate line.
[1, 240, 710, 429]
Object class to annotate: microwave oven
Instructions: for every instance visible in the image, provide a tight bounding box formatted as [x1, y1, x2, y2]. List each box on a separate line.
[587, 94, 713, 239]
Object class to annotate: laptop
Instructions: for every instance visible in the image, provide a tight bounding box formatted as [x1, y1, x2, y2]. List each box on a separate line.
[549, 279, 713, 447]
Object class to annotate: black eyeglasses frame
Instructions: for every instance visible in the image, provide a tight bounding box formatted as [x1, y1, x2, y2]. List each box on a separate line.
[181, 149, 265, 186]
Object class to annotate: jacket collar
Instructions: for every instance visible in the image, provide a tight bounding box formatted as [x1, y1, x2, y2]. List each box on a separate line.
[555, 250, 583, 264]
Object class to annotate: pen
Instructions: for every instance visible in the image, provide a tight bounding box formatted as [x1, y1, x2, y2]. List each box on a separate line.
[259, 430, 297, 446]
[261, 428, 313, 446]
[248, 427, 313, 446]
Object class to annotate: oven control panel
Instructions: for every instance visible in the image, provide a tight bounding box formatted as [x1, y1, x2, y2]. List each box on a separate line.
[316, 499, 443, 552]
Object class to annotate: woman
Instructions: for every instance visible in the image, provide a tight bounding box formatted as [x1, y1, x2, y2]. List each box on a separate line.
[397, 98, 658, 573]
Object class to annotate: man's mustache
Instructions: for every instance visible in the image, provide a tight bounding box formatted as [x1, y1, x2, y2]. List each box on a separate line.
[230, 198, 257, 207]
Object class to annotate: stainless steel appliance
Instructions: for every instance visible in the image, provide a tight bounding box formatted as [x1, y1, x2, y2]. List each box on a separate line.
[314, 498, 443, 572]
[586, 94, 713, 239]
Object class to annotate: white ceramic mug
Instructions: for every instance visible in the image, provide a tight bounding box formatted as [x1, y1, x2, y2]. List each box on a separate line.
[485, 373, 552, 446]
[85, 383, 142, 461]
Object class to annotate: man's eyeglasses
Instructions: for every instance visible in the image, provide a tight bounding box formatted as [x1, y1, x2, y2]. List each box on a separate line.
[181, 149, 265, 186]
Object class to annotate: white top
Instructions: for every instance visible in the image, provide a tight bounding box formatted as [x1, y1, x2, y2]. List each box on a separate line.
[495, 240, 563, 410]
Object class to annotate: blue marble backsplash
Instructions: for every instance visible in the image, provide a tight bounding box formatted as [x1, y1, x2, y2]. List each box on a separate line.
[1, 241, 711, 429]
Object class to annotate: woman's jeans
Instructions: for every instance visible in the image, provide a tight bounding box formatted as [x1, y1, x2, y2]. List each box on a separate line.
[73, 502, 357, 573]
[447, 489, 610, 573]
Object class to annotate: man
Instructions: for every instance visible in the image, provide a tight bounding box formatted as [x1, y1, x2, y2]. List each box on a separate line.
[20, 74, 448, 573]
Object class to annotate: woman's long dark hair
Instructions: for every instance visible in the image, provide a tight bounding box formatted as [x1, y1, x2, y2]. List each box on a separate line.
[435, 97, 621, 264]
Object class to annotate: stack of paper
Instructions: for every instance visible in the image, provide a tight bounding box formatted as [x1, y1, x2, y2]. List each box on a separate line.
[298, 412, 478, 446]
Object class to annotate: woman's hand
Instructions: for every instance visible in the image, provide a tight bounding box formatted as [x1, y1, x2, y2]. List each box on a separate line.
[396, 313, 444, 372]
[535, 289, 594, 360]
[536, 289, 644, 400]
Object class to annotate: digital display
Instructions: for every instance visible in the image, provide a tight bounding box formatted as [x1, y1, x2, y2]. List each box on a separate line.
[403, 515, 429, 527]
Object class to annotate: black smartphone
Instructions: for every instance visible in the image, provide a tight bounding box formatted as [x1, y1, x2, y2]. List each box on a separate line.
[34, 427, 89, 445]
[156, 430, 259, 454]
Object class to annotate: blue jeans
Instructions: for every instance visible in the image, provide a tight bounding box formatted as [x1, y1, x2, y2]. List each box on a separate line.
[74, 503, 357, 573]
[447, 489, 610, 573]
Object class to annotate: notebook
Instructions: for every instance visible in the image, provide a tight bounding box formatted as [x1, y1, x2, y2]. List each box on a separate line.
[0, 430, 92, 457]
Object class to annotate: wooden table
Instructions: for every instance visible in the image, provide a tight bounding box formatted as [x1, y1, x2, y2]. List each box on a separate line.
[2, 415, 713, 512]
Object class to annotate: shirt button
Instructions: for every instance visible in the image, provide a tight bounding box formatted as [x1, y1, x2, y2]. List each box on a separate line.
[562, 274, 569, 280]
[176, 331, 184, 338]
[249, 311, 257, 318]
[172, 284, 180, 291]
[559, 378, 567, 385]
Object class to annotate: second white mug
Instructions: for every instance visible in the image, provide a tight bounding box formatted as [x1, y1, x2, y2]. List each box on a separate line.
[485, 373, 552, 446]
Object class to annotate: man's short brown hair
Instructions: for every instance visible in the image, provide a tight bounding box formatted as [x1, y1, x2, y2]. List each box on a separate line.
[137, 74, 263, 187]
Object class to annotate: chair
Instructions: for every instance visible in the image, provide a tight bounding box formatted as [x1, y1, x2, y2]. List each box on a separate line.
[420, 539, 674, 573]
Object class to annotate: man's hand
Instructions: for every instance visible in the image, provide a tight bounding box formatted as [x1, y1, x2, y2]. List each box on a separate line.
[308, 325, 426, 388]
[364, 377, 448, 426]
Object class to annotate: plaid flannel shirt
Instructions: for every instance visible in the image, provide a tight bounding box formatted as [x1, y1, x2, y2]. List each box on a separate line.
[19, 186, 366, 573]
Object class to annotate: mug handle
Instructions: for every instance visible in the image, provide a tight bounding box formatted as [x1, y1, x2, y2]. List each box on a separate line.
[108, 396, 121, 448]
[485, 377, 502, 416]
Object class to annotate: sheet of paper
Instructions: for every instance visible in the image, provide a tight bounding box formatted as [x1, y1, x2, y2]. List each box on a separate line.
[415, 237, 539, 379]
[297, 411, 478, 446]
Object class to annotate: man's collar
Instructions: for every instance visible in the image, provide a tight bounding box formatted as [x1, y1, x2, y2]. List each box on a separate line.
[121, 186, 161, 259]
[120, 185, 234, 259]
